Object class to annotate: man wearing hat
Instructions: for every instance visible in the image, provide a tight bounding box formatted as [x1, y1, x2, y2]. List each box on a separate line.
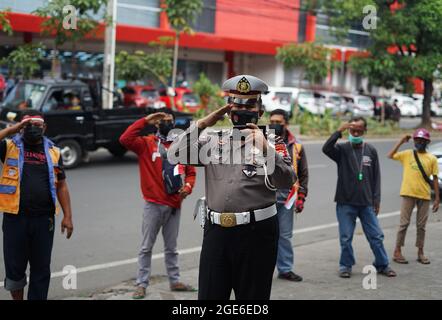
[168, 75, 296, 300]
[388, 128, 439, 265]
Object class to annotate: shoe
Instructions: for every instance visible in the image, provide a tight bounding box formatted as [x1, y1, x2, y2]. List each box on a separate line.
[339, 270, 351, 278]
[132, 286, 146, 299]
[278, 271, 303, 282]
[378, 267, 397, 277]
[170, 282, 197, 292]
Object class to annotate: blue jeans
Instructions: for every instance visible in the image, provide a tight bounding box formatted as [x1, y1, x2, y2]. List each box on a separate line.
[276, 202, 294, 274]
[336, 204, 390, 272]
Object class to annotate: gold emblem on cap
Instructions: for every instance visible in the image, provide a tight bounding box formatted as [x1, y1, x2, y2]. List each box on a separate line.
[236, 77, 251, 94]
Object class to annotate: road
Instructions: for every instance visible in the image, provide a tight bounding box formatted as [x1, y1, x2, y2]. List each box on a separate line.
[0, 132, 439, 299]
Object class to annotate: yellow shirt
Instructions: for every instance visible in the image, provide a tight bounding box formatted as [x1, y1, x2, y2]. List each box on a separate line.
[393, 149, 439, 200]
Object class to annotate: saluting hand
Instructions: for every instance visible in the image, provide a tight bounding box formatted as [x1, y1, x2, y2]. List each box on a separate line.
[7, 118, 32, 135]
[197, 104, 232, 129]
[145, 112, 168, 126]
[337, 122, 353, 133]
[400, 134, 411, 144]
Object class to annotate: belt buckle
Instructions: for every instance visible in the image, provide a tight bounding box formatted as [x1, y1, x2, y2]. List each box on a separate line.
[219, 213, 237, 227]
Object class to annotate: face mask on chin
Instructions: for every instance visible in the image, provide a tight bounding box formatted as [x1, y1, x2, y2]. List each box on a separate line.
[348, 133, 363, 145]
[23, 125, 43, 144]
[268, 123, 285, 137]
[230, 109, 259, 126]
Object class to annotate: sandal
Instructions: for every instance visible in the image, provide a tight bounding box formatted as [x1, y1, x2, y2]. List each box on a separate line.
[379, 267, 397, 277]
[132, 286, 146, 299]
[417, 256, 431, 264]
[393, 256, 409, 264]
[170, 282, 197, 292]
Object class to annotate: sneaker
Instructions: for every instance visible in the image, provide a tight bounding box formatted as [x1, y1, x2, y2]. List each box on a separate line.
[339, 270, 352, 278]
[278, 271, 303, 282]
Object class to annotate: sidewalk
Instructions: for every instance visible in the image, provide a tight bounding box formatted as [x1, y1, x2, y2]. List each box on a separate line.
[65, 221, 442, 300]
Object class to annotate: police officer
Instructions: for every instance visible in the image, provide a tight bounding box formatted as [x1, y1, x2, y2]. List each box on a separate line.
[169, 75, 296, 300]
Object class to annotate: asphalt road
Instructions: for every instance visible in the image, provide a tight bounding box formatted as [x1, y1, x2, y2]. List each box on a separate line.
[0, 131, 439, 299]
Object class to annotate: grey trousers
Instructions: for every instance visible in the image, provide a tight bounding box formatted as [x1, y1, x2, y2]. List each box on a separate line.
[136, 201, 181, 288]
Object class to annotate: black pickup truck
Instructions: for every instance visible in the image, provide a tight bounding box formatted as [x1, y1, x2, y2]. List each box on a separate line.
[0, 79, 192, 168]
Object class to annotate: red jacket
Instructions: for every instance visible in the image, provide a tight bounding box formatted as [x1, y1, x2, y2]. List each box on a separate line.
[119, 118, 196, 209]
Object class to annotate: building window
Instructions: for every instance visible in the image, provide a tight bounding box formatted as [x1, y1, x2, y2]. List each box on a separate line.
[0, 0, 45, 13]
[315, 14, 371, 48]
[117, 0, 161, 28]
[193, 0, 216, 33]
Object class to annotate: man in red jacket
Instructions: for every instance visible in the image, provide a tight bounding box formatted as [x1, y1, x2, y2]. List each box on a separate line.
[120, 108, 196, 299]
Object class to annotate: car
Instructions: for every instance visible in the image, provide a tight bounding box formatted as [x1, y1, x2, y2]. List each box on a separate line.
[389, 95, 418, 117]
[159, 86, 203, 113]
[412, 94, 442, 117]
[313, 91, 346, 116]
[122, 85, 165, 109]
[262, 86, 299, 117]
[294, 90, 319, 115]
[0, 79, 193, 168]
[342, 94, 374, 117]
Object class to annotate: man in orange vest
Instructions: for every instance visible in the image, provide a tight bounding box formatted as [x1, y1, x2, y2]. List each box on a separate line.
[0, 110, 74, 300]
[269, 109, 309, 282]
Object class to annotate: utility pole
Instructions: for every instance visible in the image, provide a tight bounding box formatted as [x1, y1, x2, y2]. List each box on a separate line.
[102, 0, 117, 109]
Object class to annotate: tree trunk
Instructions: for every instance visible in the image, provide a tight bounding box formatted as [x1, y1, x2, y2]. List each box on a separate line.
[420, 79, 433, 129]
[171, 32, 179, 89]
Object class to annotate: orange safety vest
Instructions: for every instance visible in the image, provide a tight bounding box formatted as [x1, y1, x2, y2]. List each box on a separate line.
[0, 135, 61, 215]
[291, 142, 303, 193]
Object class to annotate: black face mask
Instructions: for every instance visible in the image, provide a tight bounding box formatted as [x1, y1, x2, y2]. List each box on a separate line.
[230, 109, 259, 126]
[415, 142, 427, 152]
[269, 124, 285, 137]
[23, 125, 43, 144]
[159, 121, 175, 137]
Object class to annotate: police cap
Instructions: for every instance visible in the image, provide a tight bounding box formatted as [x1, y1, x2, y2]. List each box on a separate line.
[222, 75, 268, 106]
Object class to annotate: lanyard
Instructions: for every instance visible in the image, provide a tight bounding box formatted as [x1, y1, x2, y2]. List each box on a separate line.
[351, 143, 365, 181]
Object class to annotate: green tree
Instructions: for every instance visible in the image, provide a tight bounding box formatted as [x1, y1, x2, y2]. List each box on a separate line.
[34, 0, 108, 77]
[0, 44, 45, 79]
[193, 73, 224, 114]
[0, 8, 13, 35]
[163, 0, 203, 89]
[276, 42, 336, 86]
[115, 38, 173, 86]
[310, 0, 442, 128]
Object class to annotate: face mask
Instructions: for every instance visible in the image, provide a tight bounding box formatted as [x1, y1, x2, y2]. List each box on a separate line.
[23, 125, 43, 144]
[159, 121, 174, 137]
[348, 133, 363, 145]
[415, 142, 427, 152]
[230, 109, 259, 126]
[269, 124, 285, 137]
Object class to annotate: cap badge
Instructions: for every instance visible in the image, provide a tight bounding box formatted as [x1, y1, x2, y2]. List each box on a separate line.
[237, 77, 251, 94]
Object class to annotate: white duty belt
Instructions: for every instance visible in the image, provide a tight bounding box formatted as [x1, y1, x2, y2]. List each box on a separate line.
[208, 204, 277, 228]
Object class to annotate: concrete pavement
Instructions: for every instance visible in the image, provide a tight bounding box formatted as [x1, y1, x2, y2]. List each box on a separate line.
[65, 219, 442, 300]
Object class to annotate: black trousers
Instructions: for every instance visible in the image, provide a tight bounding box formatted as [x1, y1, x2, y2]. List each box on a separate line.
[198, 214, 279, 300]
[2, 213, 55, 300]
